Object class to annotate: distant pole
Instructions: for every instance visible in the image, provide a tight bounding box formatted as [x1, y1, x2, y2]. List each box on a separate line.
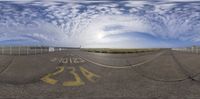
[40, 46, 42, 54]
[10, 46, 12, 55]
[18, 47, 20, 56]
[192, 47, 193, 53]
[1, 46, 3, 55]
[44, 47, 46, 54]
[199, 48, 200, 54]
[27, 46, 29, 55]
[35, 47, 36, 55]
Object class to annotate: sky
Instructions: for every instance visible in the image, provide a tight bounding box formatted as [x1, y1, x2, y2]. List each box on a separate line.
[0, 0, 200, 48]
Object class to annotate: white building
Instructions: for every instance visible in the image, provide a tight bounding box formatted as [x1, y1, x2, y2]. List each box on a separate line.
[49, 47, 55, 52]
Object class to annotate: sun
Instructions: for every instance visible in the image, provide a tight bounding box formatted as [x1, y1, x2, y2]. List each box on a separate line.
[97, 33, 104, 39]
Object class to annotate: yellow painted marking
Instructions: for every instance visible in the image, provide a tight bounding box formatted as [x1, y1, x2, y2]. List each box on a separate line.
[41, 66, 64, 85]
[63, 67, 85, 86]
[53, 67, 65, 75]
[80, 66, 100, 82]
[41, 74, 58, 85]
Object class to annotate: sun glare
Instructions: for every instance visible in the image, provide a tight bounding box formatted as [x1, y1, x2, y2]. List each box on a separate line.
[97, 33, 104, 39]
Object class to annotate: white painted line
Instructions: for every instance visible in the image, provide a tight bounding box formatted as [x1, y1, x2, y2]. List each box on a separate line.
[78, 51, 165, 69]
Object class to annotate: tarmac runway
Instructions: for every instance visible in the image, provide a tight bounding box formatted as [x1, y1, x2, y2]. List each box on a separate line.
[0, 49, 200, 99]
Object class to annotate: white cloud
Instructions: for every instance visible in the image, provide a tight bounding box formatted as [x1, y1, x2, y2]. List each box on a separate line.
[78, 15, 151, 45]
[163, 0, 200, 2]
[0, 1, 200, 47]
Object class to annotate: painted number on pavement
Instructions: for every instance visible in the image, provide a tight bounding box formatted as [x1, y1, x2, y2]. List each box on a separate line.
[41, 66, 100, 86]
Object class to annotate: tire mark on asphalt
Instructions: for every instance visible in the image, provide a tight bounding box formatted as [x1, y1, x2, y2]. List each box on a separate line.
[0, 56, 15, 74]
[76, 51, 166, 69]
[134, 50, 190, 82]
[0, 55, 60, 85]
[171, 51, 200, 82]
[134, 50, 200, 83]
[134, 69, 189, 82]
[171, 51, 194, 79]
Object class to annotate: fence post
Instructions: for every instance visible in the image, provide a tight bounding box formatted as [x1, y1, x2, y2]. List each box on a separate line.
[41, 47, 42, 54]
[1, 47, 3, 55]
[10, 46, 12, 55]
[191, 48, 193, 53]
[35, 47, 36, 55]
[18, 47, 20, 56]
[27, 46, 29, 55]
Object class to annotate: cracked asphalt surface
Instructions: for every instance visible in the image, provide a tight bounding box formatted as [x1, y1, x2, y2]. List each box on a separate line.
[0, 49, 200, 99]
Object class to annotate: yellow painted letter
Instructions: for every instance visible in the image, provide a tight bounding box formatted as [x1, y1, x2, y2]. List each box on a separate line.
[63, 67, 85, 86]
[41, 66, 64, 85]
[80, 67, 100, 83]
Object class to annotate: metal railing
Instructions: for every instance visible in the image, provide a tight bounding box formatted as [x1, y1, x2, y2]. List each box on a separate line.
[172, 47, 200, 54]
[0, 46, 66, 56]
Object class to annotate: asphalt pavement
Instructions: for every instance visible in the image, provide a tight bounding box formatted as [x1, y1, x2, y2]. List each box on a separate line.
[0, 49, 200, 99]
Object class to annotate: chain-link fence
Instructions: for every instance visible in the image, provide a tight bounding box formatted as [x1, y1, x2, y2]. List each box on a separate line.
[0, 46, 68, 56]
[172, 46, 200, 54]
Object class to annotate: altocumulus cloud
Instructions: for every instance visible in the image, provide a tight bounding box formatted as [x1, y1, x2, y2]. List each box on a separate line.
[0, 0, 200, 48]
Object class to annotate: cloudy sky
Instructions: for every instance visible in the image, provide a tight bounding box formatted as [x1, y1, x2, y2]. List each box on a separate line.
[0, 0, 200, 48]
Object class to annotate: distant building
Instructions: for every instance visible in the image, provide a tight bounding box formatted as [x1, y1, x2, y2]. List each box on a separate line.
[49, 47, 55, 52]
[59, 48, 62, 51]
